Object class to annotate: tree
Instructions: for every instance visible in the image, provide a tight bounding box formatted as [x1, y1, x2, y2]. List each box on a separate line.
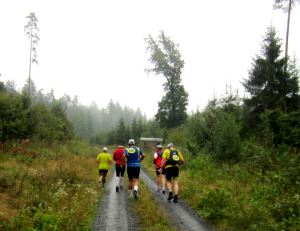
[243, 26, 300, 133]
[145, 31, 188, 129]
[115, 118, 129, 145]
[24, 12, 40, 97]
[273, 0, 299, 65]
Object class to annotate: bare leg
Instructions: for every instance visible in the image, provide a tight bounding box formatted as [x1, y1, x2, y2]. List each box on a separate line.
[173, 179, 179, 195]
[128, 179, 134, 190]
[161, 175, 166, 190]
[166, 180, 172, 192]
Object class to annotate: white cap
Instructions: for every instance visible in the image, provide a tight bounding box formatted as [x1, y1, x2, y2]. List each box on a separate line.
[103, 147, 108, 151]
[167, 143, 174, 148]
[156, 144, 162, 149]
[128, 139, 135, 145]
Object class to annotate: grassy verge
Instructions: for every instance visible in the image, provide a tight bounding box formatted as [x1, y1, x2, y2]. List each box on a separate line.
[0, 140, 104, 230]
[129, 180, 177, 231]
[142, 146, 300, 230]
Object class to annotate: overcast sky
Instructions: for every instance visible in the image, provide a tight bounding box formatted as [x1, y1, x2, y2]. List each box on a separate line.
[0, 0, 300, 118]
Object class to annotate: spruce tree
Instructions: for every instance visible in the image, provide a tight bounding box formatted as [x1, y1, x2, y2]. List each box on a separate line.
[243, 26, 300, 134]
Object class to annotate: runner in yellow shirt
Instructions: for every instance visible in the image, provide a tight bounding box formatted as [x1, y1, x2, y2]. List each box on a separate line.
[96, 147, 113, 188]
[161, 143, 184, 203]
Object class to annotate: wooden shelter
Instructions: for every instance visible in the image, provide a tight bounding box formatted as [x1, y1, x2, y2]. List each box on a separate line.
[140, 137, 163, 149]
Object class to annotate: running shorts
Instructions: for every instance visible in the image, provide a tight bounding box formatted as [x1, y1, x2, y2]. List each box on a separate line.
[115, 165, 126, 177]
[155, 167, 166, 176]
[165, 166, 179, 180]
[99, 169, 108, 177]
[127, 166, 140, 179]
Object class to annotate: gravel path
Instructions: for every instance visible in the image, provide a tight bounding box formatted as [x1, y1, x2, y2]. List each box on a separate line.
[92, 168, 214, 231]
[92, 173, 140, 231]
[140, 169, 214, 231]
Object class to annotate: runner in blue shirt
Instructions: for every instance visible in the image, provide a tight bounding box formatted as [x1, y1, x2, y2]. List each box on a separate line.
[124, 139, 145, 199]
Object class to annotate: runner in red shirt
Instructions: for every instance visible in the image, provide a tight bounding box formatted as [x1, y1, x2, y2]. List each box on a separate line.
[153, 144, 166, 194]
[113, 145, 126, 192]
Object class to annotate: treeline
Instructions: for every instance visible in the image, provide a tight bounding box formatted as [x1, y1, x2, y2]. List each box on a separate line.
[0, 79, 154, 147]
[63, 98, 149, 144]
[0, 80, 74, 145]
[161, 27, 300, 229]
[167, 27, 300, 160]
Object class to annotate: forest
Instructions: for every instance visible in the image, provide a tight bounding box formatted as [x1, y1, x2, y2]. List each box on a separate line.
[1, 7, 300, 230]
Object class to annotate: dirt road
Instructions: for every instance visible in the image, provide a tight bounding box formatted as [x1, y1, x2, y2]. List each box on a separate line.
[92, 175, 140, 231]
[92, 169, 213, 231]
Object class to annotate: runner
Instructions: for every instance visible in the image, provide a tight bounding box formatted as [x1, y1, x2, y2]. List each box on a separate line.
[123, 139, 145, 199]
[161, 143, 184, 203]
[113, 145, 126, 192]
[153, 144, 166, 194]
[96, 147, 113, 188]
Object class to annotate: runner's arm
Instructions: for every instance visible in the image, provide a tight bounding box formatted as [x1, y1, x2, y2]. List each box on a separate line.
[179, 151, 185, 165]
[160, 158, 166, 169]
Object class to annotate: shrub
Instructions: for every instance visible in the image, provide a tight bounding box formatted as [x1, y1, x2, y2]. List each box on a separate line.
[197, 188, 232, 222]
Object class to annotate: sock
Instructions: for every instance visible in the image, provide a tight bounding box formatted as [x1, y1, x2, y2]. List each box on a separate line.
[134, 185, 138, 191]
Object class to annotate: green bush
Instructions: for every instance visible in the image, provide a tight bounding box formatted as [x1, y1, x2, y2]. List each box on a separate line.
[197, 188, 232, 222]
[212, 113, 241, 161]
[33, 211, 62, 231]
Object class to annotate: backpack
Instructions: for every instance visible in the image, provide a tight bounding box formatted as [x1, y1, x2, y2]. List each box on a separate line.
[166, 149, 180, 166]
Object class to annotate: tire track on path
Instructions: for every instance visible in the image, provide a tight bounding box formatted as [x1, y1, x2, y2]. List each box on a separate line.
[92, 173, 140, 231]
[140, 169, 214, 231]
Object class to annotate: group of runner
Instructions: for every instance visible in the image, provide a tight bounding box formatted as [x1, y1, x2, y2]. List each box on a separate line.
[96, 139, 184, 202]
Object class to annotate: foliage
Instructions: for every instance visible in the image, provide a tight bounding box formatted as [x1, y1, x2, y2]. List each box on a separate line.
[197, 188, 232, 222]
[64, 98, 147, 142]
[242, 26, 300, 136]
[141, 119, 163, 138]
[0, 141, 100, 230]
[0, 81, 74, 145]
[0, 90, 33, 143]
[130, 181, 177, 231]
[184, 91, 242, 161]
[178, 151, 300, 230]
[145, 31, 188, 129]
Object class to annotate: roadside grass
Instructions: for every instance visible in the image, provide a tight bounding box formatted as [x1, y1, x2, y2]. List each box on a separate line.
[142, 146, 300, 230]
[0, 140, 105, 230]
[129, 180, 177, 231]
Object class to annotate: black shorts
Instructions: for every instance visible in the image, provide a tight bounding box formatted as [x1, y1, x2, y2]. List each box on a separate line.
[127, 167, 140, 179]
[165, 166, 179, 181]
[99, 169, 108, 178]
[155, 168, 166, 176]
[115, 165, 126, 177]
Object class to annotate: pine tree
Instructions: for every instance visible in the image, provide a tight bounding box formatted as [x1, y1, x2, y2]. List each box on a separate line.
[243, 26, 300, 134]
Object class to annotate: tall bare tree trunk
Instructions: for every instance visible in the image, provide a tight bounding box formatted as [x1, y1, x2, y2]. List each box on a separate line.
[285, 0, 292, 66]
[28, 35, 32, 97]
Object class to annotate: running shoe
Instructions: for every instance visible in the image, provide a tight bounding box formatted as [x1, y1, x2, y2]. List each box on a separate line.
[133, 190, 138, 199]
[173, 195, 178, 203]
[167, 192, 173, 202]
[162, 189, 166, 194]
